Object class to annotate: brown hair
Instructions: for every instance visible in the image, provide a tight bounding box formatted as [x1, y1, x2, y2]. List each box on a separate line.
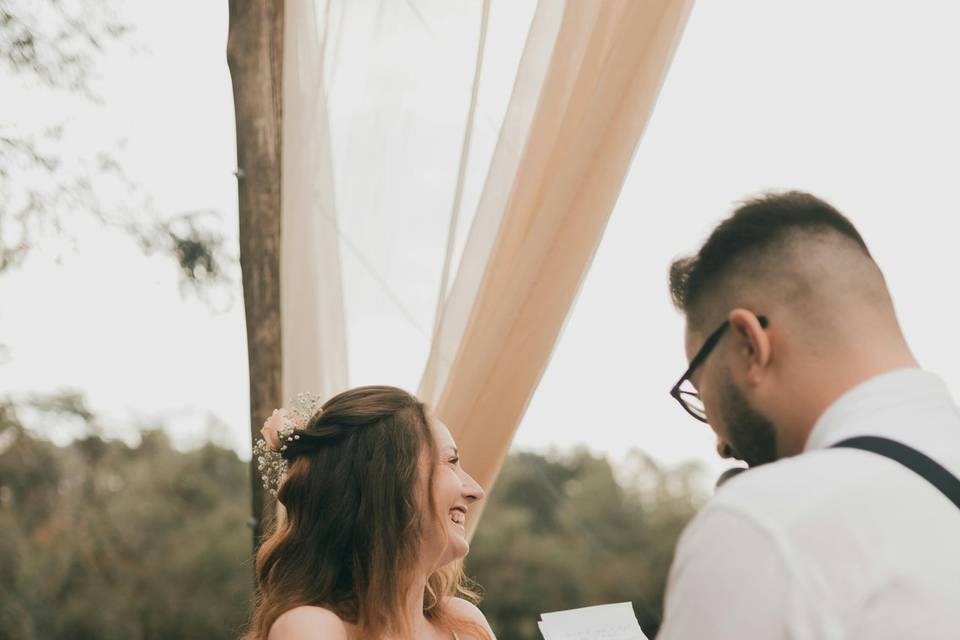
[243, 385, 486, 639]
[669, 190, 872, 328]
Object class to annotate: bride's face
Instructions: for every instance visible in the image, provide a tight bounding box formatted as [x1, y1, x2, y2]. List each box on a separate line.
[421, 417, 485, 568]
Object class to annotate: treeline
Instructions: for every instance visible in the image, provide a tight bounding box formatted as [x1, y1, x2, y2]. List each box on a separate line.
[471, 450, 704, 638]
[0, 401, 704, 639]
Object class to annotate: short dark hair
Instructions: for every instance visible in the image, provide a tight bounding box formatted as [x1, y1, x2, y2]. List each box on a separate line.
[669, 191, 871, 319]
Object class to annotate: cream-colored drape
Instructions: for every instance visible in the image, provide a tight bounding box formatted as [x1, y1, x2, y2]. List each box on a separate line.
[419, 0, 694, 531]
[281, 0, 693, 532]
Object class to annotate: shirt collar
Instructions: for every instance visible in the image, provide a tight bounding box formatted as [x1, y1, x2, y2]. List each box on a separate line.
[804, 367, 954, 452]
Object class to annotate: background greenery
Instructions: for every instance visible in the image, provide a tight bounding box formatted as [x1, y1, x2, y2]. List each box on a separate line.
[0, 399, 704, 640]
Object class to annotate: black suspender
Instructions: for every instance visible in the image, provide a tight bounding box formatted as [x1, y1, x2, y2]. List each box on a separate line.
[831, 436, 960, 511]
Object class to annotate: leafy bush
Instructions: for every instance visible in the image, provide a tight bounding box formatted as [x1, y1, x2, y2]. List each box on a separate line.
[0, 404, 703, 639]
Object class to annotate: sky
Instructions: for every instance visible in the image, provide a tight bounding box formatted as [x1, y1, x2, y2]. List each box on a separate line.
[2, 0, 959, 485]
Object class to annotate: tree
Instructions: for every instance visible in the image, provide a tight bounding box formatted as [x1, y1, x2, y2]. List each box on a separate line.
[467, 448, 706, 639]
[2, 0, 275, 552]
[0, 399, 251, 640]
[0, 0, 231, 291]
[225, 0, 283, 548]
[0, 401, 704, 639]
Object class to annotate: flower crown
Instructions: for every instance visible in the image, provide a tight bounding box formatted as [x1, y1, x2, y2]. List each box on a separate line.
[254, 392, 324, 497]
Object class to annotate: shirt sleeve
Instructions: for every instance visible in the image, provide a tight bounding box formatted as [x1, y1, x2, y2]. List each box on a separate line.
[656, 506, 793, 640]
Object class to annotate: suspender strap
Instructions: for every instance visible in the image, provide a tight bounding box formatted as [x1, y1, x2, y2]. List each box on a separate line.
[831, 436, 960, 511]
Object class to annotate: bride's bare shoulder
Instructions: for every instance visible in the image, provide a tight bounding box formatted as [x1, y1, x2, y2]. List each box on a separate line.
[268, 606, 349, 640]
[444, 598, 497, 639]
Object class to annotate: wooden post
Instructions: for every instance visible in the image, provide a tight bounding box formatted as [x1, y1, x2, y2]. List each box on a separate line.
[226, 0, 284, 550]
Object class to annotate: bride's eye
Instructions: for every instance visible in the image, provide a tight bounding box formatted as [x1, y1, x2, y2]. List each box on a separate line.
[448, 456, 460, 466]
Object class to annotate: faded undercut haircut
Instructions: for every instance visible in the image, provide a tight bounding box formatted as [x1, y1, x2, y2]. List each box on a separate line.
[669, 191, 873, 329]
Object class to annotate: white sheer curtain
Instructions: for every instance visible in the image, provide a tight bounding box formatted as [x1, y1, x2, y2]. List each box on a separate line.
[281, 0, 348, 402]
[280, 0, 693, 527]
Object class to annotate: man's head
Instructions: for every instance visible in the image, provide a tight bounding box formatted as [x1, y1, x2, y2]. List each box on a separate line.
[669, 191, 916, 465]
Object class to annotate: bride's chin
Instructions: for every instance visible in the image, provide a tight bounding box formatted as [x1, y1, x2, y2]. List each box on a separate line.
[433, 545, 469, 571]
[445, 528, 470, 556]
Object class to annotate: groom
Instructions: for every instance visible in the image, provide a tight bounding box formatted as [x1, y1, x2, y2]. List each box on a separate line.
[656, 191, 960, 638]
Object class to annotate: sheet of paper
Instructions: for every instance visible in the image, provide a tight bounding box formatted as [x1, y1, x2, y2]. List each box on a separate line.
[538, 602, 649, 640]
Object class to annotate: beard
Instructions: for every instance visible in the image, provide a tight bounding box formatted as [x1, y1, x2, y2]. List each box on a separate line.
[716, 375, 778, 467]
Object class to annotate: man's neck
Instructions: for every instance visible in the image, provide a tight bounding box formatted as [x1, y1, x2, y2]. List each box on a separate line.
[784, 349, 919, 457]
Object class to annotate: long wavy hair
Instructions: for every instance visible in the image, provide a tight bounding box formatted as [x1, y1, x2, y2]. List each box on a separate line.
[243, 385, 487, 639]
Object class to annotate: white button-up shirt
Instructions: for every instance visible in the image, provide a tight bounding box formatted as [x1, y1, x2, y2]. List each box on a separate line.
[658, 368, 960, 639]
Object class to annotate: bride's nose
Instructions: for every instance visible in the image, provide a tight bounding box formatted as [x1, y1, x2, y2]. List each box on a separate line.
[462, 472, 485, 504]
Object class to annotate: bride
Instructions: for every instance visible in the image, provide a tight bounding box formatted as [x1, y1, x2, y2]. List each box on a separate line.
[243, 385, 496, 640]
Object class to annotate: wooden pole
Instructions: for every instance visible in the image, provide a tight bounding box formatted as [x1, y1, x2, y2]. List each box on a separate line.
[226, 0, 284, 550]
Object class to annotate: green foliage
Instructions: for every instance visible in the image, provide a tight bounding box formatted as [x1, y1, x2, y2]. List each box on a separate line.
[0, 406, 704, 639]
[0, 404, 252, 640]
[467, 449, 705, 639]
[0, 0, 233, 295]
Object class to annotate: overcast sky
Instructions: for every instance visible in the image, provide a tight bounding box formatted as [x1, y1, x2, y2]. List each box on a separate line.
[2, 0, 959, 484]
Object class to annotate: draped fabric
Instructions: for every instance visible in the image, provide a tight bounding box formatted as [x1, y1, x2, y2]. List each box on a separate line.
[419, 0, 695, 531]
[281, 0, 349, 402]
[279, 0, 693, 531]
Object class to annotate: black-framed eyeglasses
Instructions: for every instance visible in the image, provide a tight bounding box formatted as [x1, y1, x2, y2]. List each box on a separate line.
[669, 315, 769, 423]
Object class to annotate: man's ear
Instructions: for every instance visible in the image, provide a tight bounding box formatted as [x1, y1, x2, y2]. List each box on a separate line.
[727, 308, 771, 385]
